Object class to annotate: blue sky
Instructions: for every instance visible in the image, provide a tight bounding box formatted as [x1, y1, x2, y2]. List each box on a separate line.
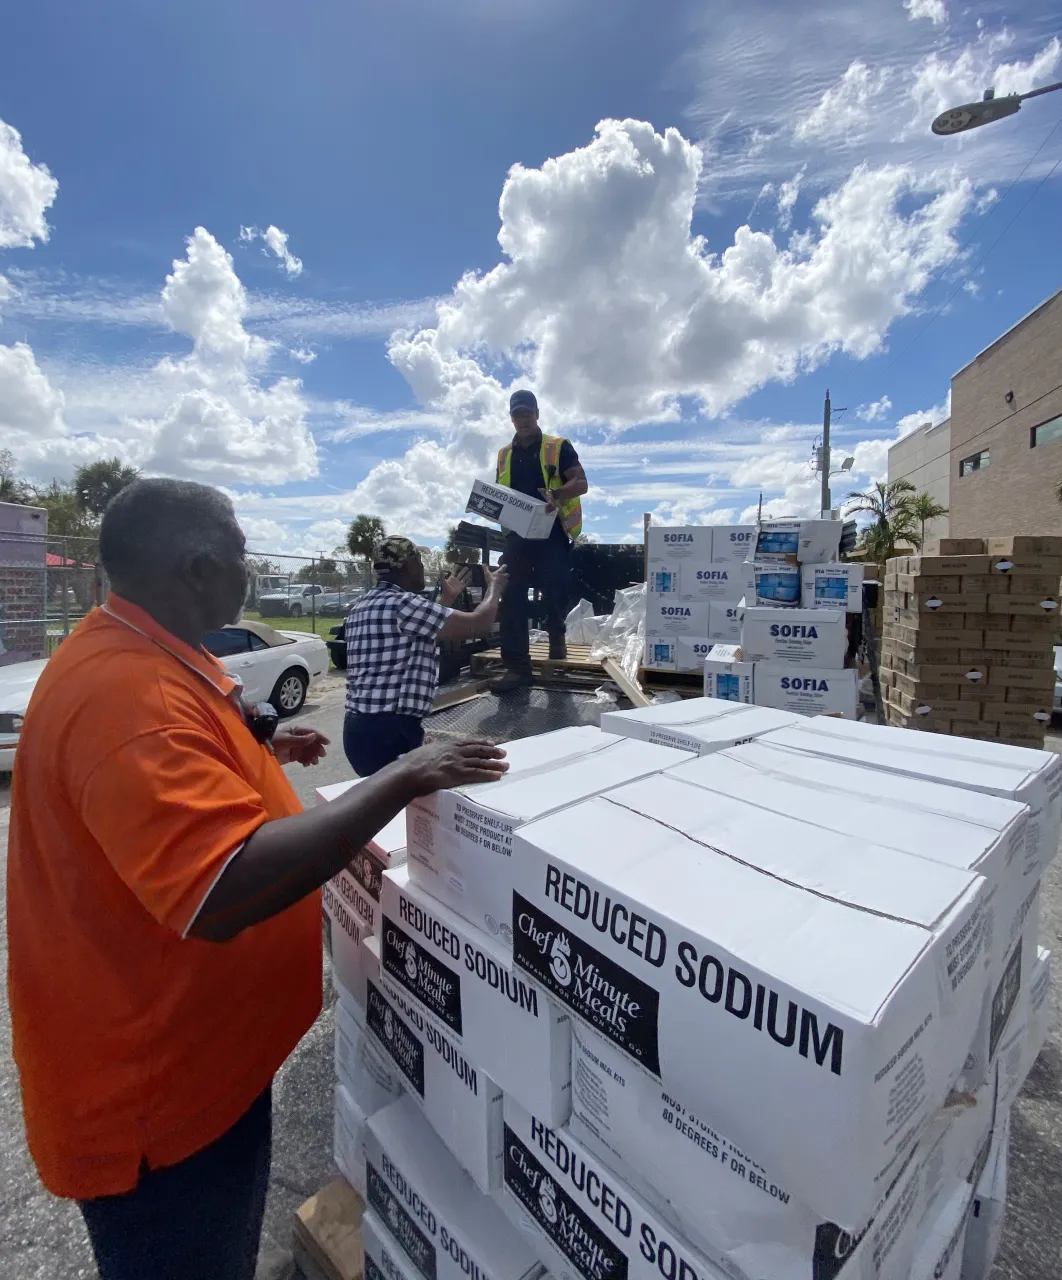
[1, 0, 1060, 554]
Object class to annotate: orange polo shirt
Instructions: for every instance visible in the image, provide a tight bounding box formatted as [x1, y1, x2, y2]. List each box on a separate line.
[7, 596, 322, 1200]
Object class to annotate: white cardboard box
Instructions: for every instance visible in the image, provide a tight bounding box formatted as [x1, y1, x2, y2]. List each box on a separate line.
[466, 478, 556, 539]
[702, 645, 754, 703]
[1023, 945, 1052, 1084]
[642, 637, 710, 673]
[753, 519, 842, 565]
[753, 664, 858, 719]
[407, 726, 690, 938]
[763, 718, 1062, 881]
[568, 1020, 933, 1280]
[335, 993, 405, 1114]
[317, 779, 408, 930]
[708, 599, 744, 644]
[711, 525, 757, 564]
[334, 1084, 369, 1200]
[751, 563, 802, 607]
[961, 1116, 1008, 1280]
[500, 1094, 729, 1280]
[599, 697, 797, 754]
[680, 562, 747, 602]
[323, 880, 373, 1011]
[645, 598, 711, 638]
[801, 563, 864, 613]
[706, 739, 1031, 1084]
[910, 1183, 974, 1280]
[363, 1210, 421, 1280]
[380, 867, 571, 1124]
[365, 1096, 542, 1280]
[741, 607, 848, 667]
[646, 525, 715, 566]
[363, 936, 504, 1193]
[646, 562, 683, 596]
[509, 777, 988, 1227]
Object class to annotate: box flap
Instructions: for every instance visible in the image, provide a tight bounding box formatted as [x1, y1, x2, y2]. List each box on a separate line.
[602, 696, 754, 729]
[669, 751, 1009, 873]
[515, 794, 930, 1021]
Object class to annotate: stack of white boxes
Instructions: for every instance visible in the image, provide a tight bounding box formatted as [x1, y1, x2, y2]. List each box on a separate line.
[316, 711, 1057, 1280]
[704, 515, 864, 719]
[502, 709, 1059, 1280]
[644, 523, 755, 675]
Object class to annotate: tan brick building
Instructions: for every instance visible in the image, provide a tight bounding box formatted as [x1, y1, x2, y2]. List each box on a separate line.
[947, 286, 1062, 538]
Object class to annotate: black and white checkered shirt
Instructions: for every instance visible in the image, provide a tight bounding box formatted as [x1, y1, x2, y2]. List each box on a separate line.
[344, 582, 452, 717]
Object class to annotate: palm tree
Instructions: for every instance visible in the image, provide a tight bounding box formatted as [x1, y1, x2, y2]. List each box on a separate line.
[846, 479, 920, 564]
[346, 514, 387, 570]
[0, 450, 30, 504]
[74, 458, 140, 516]
[908, 492, 949, 546]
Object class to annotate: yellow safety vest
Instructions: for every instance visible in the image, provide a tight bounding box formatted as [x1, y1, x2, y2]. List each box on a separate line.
[496, 434, 582, 540]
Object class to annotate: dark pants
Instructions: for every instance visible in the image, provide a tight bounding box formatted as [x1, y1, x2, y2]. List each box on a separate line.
[79, 1089, 272, 1280]
[344, 711, 425, 776]
[499, 533, 572, 669]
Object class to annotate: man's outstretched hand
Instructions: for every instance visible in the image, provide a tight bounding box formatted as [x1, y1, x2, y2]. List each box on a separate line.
[440, 566, 473, 606]
[273, 725, 330, 767]
[397, 739, 508, 793]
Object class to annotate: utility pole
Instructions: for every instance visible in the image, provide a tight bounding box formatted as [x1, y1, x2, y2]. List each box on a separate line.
[821, 389, 832, 515]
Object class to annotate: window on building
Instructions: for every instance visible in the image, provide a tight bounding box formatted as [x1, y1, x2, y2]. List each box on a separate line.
[1030, 415, 1062, 448]
[958, 449, 990, 476]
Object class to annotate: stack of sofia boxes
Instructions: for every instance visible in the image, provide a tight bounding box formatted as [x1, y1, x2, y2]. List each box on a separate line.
[881, 536, 1061, 749]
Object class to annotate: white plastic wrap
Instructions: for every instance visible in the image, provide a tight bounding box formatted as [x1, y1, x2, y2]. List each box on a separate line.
[564, 598, 610, 646]
[589, 583, 647, 683]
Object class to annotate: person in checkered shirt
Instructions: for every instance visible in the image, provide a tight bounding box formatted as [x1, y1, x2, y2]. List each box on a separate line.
[343, 536, 508, 775]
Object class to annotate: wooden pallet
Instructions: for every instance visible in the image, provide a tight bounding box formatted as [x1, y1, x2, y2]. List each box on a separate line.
[470, 642, 608, 681]
[292, 1179, 365, 1280]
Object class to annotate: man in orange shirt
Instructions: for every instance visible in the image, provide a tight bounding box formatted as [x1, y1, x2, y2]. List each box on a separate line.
[7, 478, 507, 1280]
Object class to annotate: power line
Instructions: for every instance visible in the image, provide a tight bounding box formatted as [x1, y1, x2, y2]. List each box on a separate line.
[886, 376, 1062, 486]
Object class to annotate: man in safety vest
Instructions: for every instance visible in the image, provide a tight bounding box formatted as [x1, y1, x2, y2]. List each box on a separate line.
[493, 388, 588, 691]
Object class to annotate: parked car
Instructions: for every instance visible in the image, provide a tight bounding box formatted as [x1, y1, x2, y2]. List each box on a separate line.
[317, 589, 364, 617]
[256, 583, 325, 618]
[202, 620, 328, 716]
[0, 658, 47, 773]
[1054, 646, 1062, 713]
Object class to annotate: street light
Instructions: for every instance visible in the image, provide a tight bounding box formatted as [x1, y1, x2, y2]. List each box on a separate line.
[932, 81, 1062, 136]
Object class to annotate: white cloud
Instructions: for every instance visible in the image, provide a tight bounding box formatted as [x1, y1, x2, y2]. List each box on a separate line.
[290, 346, 317, 364]
[904, 0, 947, 25]
[776, 167, 805, 229]
[0, 119, 58, 250]
[0, 341, 65, 437]
[795, 61, 891, 142]
[8, 228, 319, 486]
[388, 120, 972, 432]
[240, 223, 304, 277]
[857, 395, 893, 421]
[911, 34, 1061, 122]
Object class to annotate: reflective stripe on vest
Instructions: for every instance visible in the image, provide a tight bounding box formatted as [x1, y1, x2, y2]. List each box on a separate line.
[496, 434, 582, 539]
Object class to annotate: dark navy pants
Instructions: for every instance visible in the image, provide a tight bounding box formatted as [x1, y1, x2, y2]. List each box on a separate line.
[499, 532, 572, 667]
[79, 1089, 272, 1280]
[343, 711, 425, 776]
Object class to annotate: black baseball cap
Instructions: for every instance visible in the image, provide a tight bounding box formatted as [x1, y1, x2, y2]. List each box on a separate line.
[509, 389, 538, 415]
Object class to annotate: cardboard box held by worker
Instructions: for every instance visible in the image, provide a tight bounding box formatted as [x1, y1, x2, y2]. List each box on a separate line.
[466, 478, 556, 539]
[509, 775, 989, 1228]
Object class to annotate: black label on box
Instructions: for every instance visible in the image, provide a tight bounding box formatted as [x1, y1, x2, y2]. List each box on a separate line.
[367, 981, 426, 1098]
[989, 938, 1022, 1061]
[349, 848, 387, 902]
[812, 1222, 866, 1280]
[503, 1125, 628, 1280]
[367, 1162, 436, 1280]
[513, 893, 660, 1076]
[382, 916, 463, 1037]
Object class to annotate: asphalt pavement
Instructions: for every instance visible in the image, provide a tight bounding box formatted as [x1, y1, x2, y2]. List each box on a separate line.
[0, 673, 1059, 1278]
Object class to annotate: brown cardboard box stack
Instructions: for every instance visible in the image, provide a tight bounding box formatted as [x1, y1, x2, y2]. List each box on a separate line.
[881, 535, 1061, 748]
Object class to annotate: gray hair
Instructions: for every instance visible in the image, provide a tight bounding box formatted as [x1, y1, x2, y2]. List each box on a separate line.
[99, 478, 242, 587]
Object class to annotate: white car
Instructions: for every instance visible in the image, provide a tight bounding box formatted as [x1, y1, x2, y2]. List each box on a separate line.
[203, 620, 329, 716]
[0, 658, 47, 772]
